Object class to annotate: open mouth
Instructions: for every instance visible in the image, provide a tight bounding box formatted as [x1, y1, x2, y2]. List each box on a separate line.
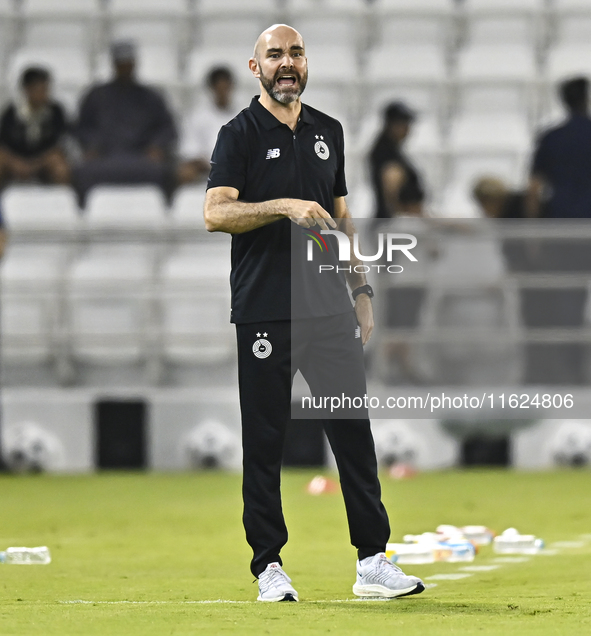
[276, 74, 297, 86]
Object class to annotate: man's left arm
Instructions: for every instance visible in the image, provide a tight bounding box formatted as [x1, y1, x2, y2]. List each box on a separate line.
[334, 196, 373, 345]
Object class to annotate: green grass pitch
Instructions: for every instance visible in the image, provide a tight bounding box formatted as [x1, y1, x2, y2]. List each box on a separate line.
[1, 469, 590, 635]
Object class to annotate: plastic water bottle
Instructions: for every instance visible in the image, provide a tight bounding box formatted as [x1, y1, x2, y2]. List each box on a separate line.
[437, 541, 476, 563]
[0, 546, 51, 564]
[493, 529, 544, 555]
[461, 525, 495, 546]
[386, 542, 435, 564]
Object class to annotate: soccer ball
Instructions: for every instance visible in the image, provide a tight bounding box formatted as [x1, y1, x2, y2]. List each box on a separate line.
[549, 420, 591, 467]
[2, 422, 64, 473]
[182, 420, 240, 470]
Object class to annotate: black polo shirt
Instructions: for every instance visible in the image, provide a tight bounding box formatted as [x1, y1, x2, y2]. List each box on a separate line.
[207, 96, 352, 324]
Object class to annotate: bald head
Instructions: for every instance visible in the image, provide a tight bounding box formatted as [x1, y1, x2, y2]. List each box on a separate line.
[250, 23, 308, 106]
[253, 24, 304, 62]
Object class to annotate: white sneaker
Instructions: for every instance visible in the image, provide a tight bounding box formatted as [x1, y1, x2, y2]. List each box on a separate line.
[257, 562, 299, 602]
[353, 553, 425, 599]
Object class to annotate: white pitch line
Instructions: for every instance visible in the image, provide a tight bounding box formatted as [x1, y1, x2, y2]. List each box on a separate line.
[58, 598, 425, 605]
[425, 574, 472, 581]
[492, 557, 530, 563]
[549, 541, 586, 549]
[459, 565, 500, 572]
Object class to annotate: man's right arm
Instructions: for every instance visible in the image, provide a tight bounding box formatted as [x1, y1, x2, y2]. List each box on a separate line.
[204, 186, 336, 234]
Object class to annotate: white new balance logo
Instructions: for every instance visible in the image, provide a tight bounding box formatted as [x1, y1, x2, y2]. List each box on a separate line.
[266, 148, 281, 160]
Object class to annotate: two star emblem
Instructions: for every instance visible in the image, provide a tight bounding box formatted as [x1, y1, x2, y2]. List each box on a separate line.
[314, 135, 324, 140]
[256, 332, 268, 337]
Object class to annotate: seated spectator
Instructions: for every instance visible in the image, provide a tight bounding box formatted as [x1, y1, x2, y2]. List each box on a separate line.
[178, 66, 238, 184]
[472, 176, 528, 219]
[0, 67, 69, 187]
[528, 76, 591, 218]
[369, 101, 425, 218]
[73, 40, 177, 204]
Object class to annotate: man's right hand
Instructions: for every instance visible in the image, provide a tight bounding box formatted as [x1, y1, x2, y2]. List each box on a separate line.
[282, 199, 337, 230]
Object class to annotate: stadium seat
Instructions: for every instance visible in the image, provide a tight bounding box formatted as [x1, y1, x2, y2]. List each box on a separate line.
[159, 244, 234, 364]
[84, 186, 168, 231]
[0, 245, 65, 365]
[365, 44, 447, 84]
[198, 0, 279, 16]
[449, 112, 531, 153]
[464, 15, 540, 48]
[109, 0, 188, 17]
[546, 44, 591, 81]
[288, 0, 366, 13]
[455, 44, 537, 82]
[379, 14, 452, 50]
[377, 0, 454, 12]
[290, 15, 364, 49]
[463, 0, 544, 14]
[198, 16, 269, 50]
[455, 84, 536, 122]
[170, 186, 207, 230]
[66, 246, 155, 364]
[547, 0, 590, 12]
[2, 186, 80, 233]
[553, 14, 591, 45]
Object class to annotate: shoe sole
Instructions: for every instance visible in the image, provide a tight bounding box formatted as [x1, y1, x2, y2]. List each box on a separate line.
[257, 593, 299, 602]
[352, 581, 425, 599]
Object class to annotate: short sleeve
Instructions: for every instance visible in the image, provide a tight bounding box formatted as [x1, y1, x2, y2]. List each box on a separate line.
[206, 125, 248, 194]
[333, 121, 348, 198]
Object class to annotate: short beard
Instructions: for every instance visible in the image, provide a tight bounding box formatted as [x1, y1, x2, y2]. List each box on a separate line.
[259, 66, 307, 104]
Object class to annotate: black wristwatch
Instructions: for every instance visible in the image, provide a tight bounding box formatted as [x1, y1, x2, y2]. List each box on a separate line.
[352, 284, 374, 301]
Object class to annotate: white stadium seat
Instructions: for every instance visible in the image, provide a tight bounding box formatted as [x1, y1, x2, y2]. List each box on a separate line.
[465, 15, 539, 48]
[449, 113, 531, 153]
[22, 0, 100, 15]
[66, 247, 154, 364]
[365, 44, 447, 84]
[159, 245, 233, 364]
[373, 0, 454, 15]
[198, 0, 279, 17]
[546, 44, 591, 81]
[2, 186, 80, 232]
[199, 17, 268, 50]
[109, 0, 188, 17]
[1, 245, 65, 364]
[170, 186, 207, 230]
[463, 0, 544, 13]
[456, 44, 537, 82]
[84, 186, 167, 231]
[552, 15, 591, 47]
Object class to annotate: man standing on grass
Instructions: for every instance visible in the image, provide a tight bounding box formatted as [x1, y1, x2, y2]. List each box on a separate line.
[204, 24, 425, 602]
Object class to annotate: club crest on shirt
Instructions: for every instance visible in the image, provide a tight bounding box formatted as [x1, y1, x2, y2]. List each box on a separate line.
[314, 135, 329, 160]
[253, 332, 272, 359]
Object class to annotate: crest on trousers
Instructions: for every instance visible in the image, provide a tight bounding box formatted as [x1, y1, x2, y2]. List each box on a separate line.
[253, 332, 272, 359]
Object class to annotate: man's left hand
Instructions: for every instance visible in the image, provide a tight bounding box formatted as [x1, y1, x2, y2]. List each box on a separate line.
[354, 295, 374, 345]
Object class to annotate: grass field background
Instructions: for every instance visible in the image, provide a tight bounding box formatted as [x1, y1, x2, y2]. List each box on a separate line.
[1, 469, 590, 635]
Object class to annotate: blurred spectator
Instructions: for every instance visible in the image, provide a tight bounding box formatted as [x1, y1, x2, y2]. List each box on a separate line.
[472, 176, 528, 219]
[178, 66, 238, 184]
[0, 67, 69, 187]
[369, 101, 425, 218]
[73, 41, 177, 204]
[0, 200, 6, 259]
[528, 76, 591, 218]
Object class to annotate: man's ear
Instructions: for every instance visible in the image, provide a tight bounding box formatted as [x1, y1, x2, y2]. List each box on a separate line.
[249, 58, 260, 79]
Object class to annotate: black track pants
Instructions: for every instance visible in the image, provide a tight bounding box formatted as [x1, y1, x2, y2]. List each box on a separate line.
[236, 313, 390, 577]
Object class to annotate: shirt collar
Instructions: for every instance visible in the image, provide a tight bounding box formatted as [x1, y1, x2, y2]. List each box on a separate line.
[250, 95, 315, 130]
